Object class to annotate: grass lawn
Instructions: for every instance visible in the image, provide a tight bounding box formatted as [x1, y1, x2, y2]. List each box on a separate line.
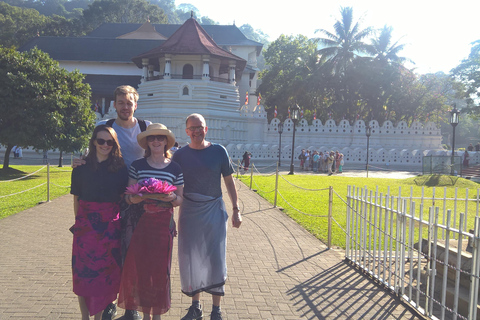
[239, 173, 480, 248]
[0, 165, 72, 219]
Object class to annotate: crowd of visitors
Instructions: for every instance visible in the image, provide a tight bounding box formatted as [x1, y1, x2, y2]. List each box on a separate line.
[298, 149, 344, 175]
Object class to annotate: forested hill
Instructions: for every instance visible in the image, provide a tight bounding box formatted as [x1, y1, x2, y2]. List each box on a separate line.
[0, 0, 270, 48]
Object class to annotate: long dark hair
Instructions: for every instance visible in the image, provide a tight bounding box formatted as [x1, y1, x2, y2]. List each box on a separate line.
[85, 125, 125, 172]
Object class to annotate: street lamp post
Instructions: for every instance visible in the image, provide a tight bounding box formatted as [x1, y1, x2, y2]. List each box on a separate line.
[450, 104, 460, 175]
[366, 125, 372, 178]
[288, 105, 301, 175]
[278, 122, 283, 167]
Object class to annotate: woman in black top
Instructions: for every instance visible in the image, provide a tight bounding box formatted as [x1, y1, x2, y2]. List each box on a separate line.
[70, 125, 128, 320]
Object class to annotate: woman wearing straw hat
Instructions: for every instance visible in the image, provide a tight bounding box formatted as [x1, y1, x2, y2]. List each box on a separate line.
[118, 123, 184, 320]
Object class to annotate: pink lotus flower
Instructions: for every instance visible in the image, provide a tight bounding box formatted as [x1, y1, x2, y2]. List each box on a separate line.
[125, 183, 147, 196]
[125, 178, 177, 196]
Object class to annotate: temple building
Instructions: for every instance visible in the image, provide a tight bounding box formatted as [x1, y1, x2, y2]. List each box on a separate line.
[20, 17, 446, 169]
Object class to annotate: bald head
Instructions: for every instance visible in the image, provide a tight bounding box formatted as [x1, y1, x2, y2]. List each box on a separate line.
[186, 113, 206, 126]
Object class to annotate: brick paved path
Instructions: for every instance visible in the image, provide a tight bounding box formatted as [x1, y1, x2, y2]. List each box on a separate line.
[0, 180, 421, 319]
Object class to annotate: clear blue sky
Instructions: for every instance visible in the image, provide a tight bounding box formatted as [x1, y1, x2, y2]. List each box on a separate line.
[177, 0, 479, 74]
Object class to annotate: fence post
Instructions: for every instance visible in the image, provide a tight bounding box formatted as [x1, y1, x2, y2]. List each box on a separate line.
[249, 163, 253, 190]
[346, 186, 351, 258]
[469, 216, 480, 320]
[46, 163, 51, 202]
[274, 162, 279, 207]
[237, 160, 240, 179]
[328, 186, 333, 249]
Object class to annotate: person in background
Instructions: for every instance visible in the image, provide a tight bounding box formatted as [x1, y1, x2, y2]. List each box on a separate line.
[118, 124, 183, 320]
[319, 152, 324, 173]
[241, 151, 251, 173]
[335, 151, 341, 173]
[338, 153, 344, 173]
[170, 142, 179, 154]
[323, 151, 329, 173]
[312, 151, 320, 173]
[172, 113, 242, 320]
[327, 151, 335, 175]
[299, 149, 305, 170]
[70, 125, 128, 320]
[304, 150, 310, 171]
[464, 150, 470, 168]
[468, 143, 474, 151]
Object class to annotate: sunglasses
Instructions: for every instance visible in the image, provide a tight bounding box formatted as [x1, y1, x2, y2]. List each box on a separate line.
[147, 135, 167, 142]
[96, 138, 114, 146]
[186, 126, 205, 132]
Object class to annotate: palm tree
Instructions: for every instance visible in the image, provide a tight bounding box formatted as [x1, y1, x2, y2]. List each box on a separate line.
[314, 7, 372, 76]
[370, 25, 411, 66]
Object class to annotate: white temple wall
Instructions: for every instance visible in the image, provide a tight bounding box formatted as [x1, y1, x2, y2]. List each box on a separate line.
[226, 117, 444, 170]
[61, 61, 140, 75]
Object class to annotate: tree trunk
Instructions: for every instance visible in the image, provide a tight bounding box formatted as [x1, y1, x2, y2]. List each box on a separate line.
[58, 150, 63, 167]
[2, 144, 13, 169]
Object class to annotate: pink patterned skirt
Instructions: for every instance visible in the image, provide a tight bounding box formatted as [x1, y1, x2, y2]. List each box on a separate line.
[71, 200, 122, 316]
[118, 200, 174, 315]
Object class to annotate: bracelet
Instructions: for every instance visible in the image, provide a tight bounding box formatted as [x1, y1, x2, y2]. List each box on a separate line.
[233, 206, 239, 210]
[170, 193, 178, 202]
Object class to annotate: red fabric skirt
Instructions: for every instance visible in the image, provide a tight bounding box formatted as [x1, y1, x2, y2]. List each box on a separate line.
[118, 200, 174, 315]
[71, 200, 121, 316]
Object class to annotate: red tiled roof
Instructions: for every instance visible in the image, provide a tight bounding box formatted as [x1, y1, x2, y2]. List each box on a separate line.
[132, 18, 246, 70]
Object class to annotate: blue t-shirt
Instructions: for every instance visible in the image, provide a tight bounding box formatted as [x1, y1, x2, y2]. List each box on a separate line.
[172, 143, 234, 198]
[129, 157, 184, 187]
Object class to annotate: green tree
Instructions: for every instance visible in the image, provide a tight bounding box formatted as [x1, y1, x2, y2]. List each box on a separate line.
[0, 46, 95, 169]
[314, 7, 373, 76]
[239, 24, 269, 44]
[451, 40, 480, 116]
[313, 7, 373, 121]
[150, 0, 178, 23]
[258, 34, 318, 121]
[81, 0, 168, 32]
[370, 25, 409, 65]
[0, 2, 82, 47]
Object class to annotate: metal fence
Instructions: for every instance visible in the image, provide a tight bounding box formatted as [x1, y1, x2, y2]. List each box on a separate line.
[423, 155, 462, 175]
[346, 185, 480, 320]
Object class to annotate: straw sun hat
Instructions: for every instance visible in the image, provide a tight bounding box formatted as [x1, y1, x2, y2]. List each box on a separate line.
[137, 123, 176, 150]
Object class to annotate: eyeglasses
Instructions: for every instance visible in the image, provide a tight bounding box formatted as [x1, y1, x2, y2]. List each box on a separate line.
[186, 126, 205, 132]
[96, 138, 114, 146]
[147, 135, 167, 142]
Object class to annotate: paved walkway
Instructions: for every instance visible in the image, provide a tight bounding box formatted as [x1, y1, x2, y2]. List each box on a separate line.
[0, 178, 422, 319]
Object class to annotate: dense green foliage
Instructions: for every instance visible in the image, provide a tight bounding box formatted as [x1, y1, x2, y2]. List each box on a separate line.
[239, 173, 480, 248]
[0, 165, 73, 219]
[259, 7, 466, 126]
[0, 0, 263, 48]
[81, 0, 168, 32]
[0, 46, 95, 168]
[0, 2, 82, 47]
[452, 40, 480, 116]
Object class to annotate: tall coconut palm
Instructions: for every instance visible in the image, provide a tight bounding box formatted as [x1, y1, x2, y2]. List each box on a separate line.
[371, 25, 411, 66]
[314, 6, 372, 76]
